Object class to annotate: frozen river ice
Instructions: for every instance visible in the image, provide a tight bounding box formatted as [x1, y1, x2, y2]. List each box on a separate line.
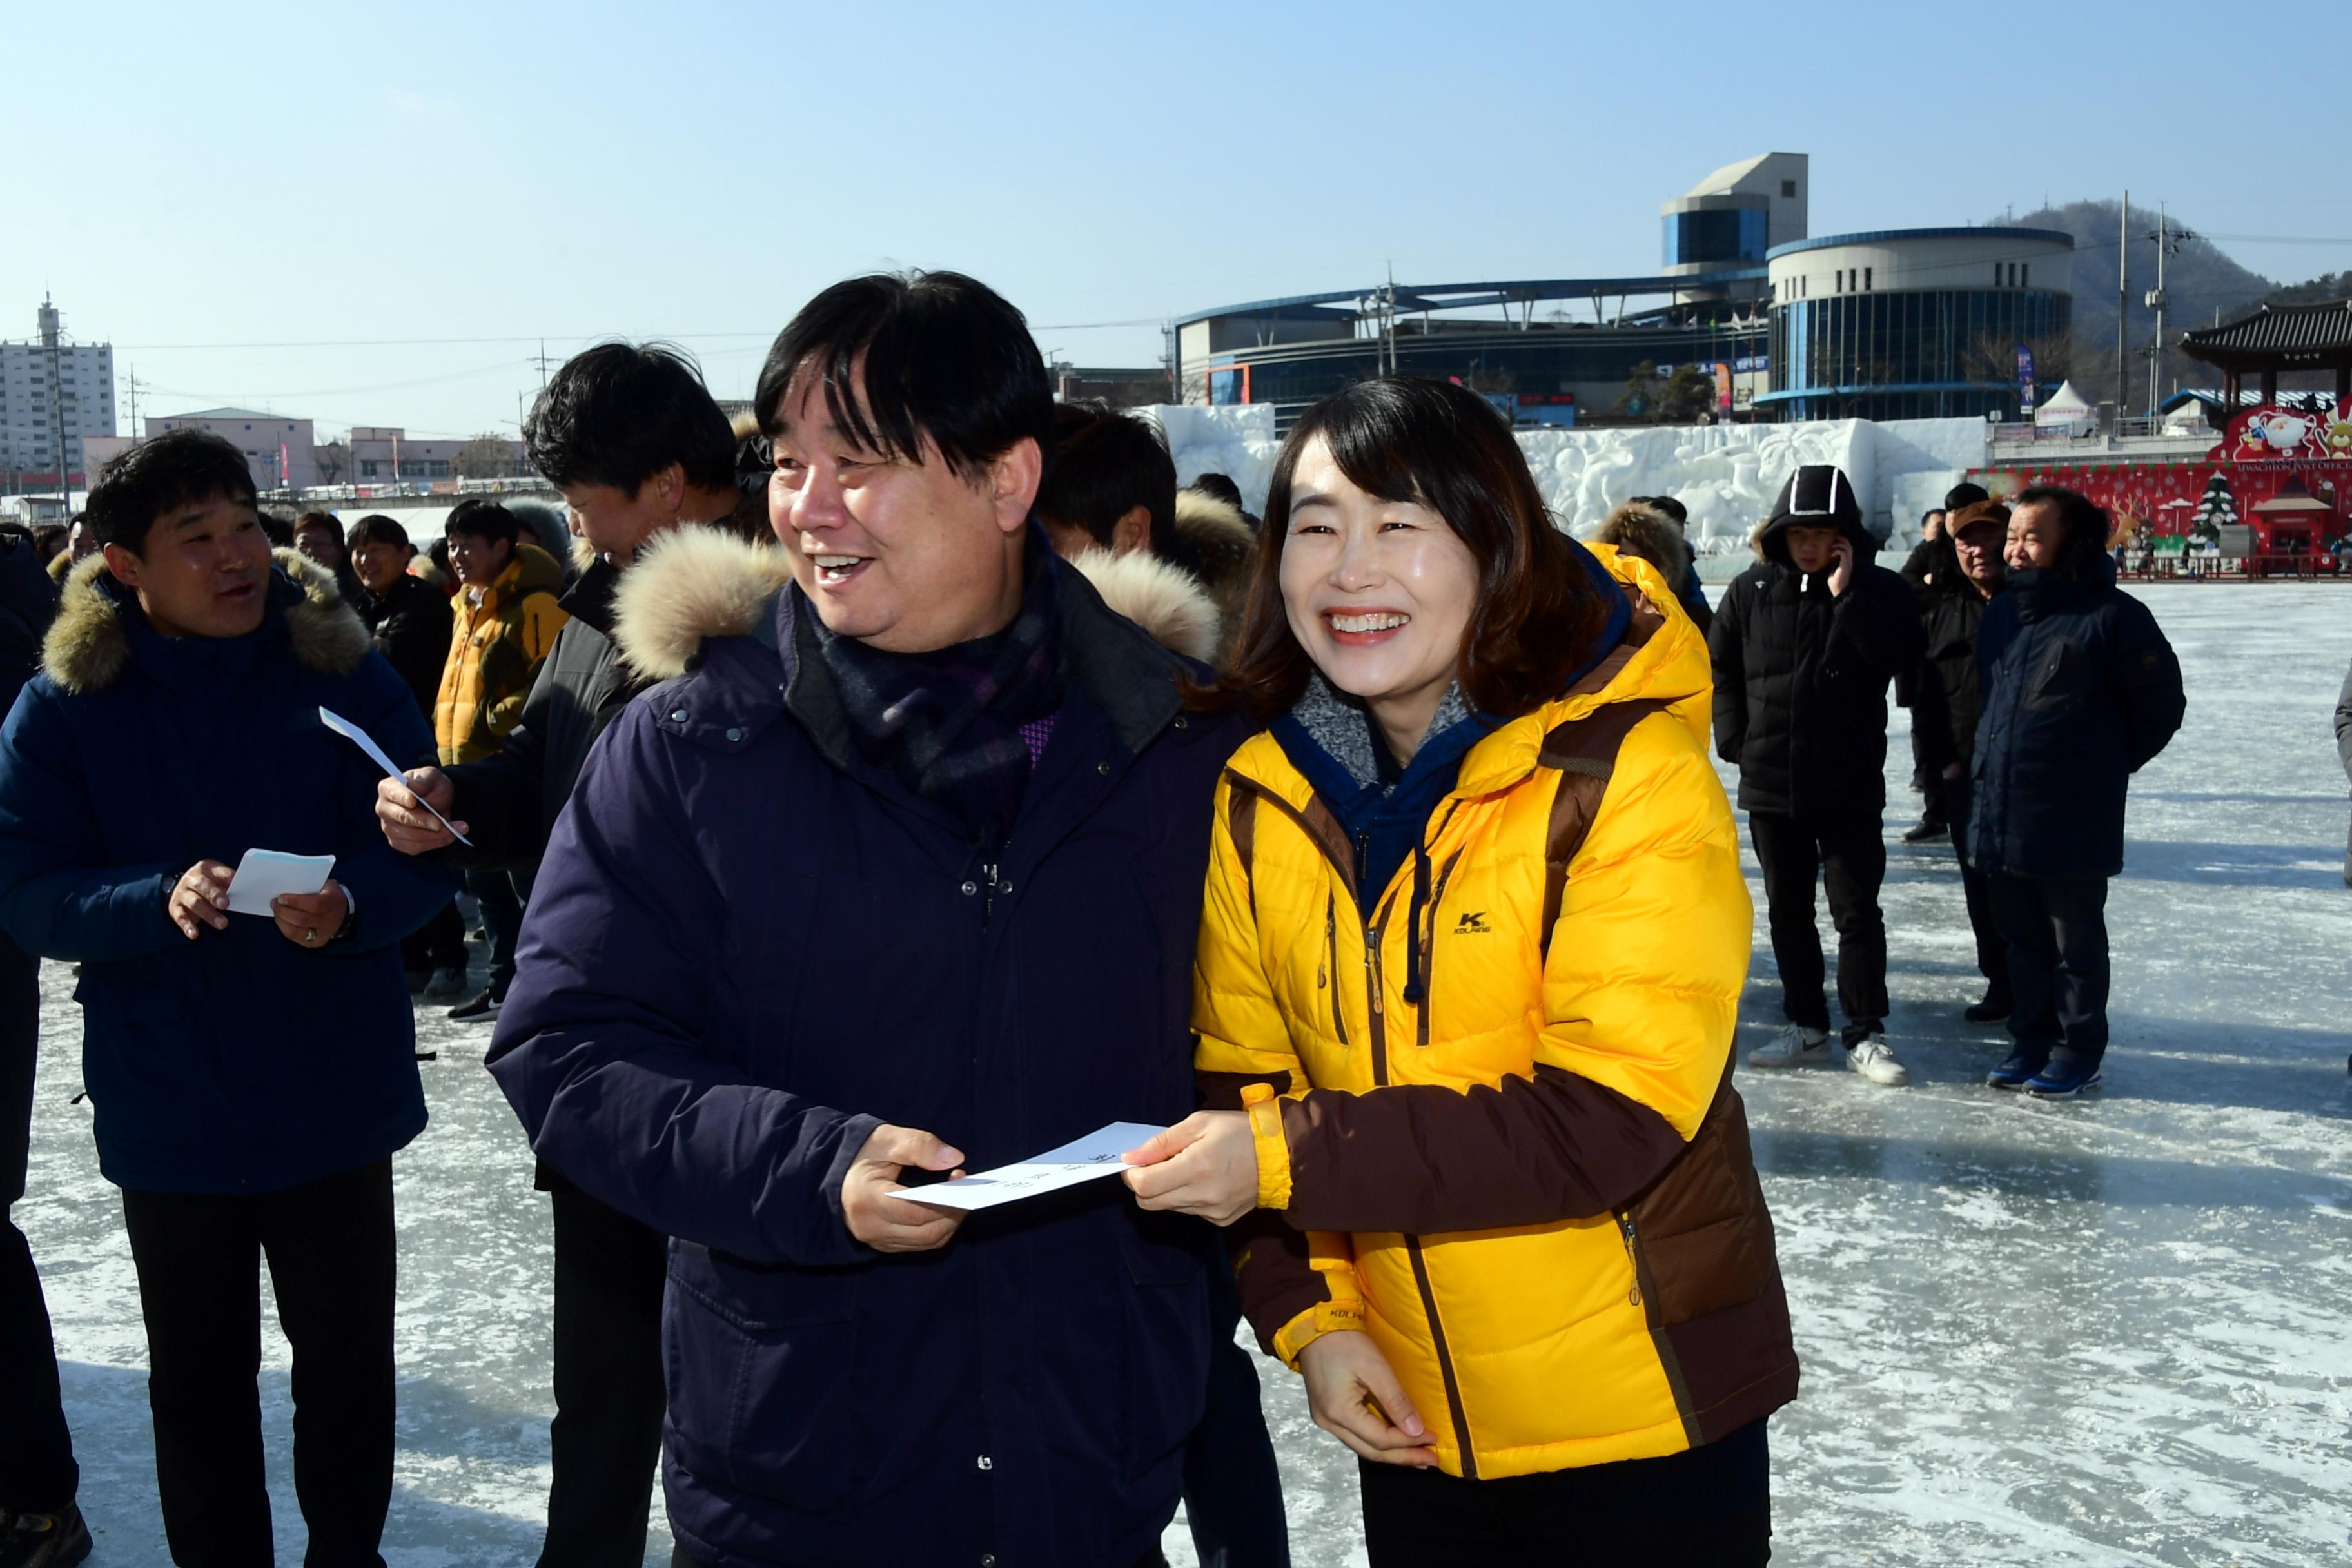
[15, 582, 2352, 1566]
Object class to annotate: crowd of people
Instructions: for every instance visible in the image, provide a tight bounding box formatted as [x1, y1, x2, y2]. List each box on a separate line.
[0, 267, 2189, 1568]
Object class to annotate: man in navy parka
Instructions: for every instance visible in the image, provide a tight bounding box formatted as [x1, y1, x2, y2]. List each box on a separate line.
[486, 273, 1251, 1568]
[0, 428, 453, 1565]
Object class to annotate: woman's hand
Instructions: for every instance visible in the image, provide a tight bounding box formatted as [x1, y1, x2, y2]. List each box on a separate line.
[1121, 1110, 1257, 1224]
[1298, 1330, 1438, 1467]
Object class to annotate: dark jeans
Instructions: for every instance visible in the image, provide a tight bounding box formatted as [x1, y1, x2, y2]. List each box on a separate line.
[468, 868, 531, 995]
[121, 1160, 398, 1568]
[1749, 810, 1888, 1044]
[1943, 778, 2010, 998]
[1, 929, 75, 1514]
[1183, 1234, 1289, 1567]
[1357, 1419, 1770, 1567]
[1988, 874, 2111, 1067]
[676, 1553, 1168, 1568]
[400, 898, 468, 978]
[539, 1182, 667, 1568]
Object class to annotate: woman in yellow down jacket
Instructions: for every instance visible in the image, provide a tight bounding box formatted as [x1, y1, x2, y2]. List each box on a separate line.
[1122, 378, 1796, 1564]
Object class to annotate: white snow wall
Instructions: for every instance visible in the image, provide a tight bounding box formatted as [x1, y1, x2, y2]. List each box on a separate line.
[1132, 404, 1988, 556]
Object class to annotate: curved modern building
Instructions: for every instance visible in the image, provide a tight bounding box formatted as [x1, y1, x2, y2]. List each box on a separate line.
[1762, 228, 2073, 421]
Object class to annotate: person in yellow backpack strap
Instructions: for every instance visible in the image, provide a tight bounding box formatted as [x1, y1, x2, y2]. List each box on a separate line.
[433, 499, 569, 767]
[1121, 377, 1797, 1566]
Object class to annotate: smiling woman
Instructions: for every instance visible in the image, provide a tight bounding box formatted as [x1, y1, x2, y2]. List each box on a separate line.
[1133, 375, 1795, 1565]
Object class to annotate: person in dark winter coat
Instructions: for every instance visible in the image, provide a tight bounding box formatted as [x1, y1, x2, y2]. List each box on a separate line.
[1908, 502, 2012, 1022]
[1897, 482, 1989, 843]
[346, 513, 469, 996]
[1969, 487, 2184, 1097]
[375, 341, 749, 1568]
[0, 525, 80, 1564]
[485, 273, 1252, 1568]
[0, 429, 452, 1567]
[1709, 464, 1925, 1085]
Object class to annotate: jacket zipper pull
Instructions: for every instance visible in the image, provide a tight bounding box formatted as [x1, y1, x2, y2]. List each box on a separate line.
[1318, 898, 1331, 990]
[1620, 1214, 1643, 1306]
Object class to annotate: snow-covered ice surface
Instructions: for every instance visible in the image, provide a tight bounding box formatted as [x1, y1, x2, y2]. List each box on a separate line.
[17, 584, 2352, 1566]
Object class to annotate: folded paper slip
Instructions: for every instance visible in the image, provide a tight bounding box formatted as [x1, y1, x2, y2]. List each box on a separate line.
[889, 1122, 1166, 1211]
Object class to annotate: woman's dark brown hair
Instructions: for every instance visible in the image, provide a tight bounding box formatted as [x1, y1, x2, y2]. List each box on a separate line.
[1197, 377, 1609, 720]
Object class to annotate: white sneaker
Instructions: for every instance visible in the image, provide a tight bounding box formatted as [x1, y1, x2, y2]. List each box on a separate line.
[1748, 1024, 1832, 1068]
[1845, 1033, 1912, 1087]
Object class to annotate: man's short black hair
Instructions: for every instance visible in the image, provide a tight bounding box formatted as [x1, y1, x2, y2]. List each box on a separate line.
[524, 341, 737, 496]
[754, 270, 1054, 484]
[1188, 472, 1244, 510]
[1035, 401, 1176, 556]
[2012, 485, 2111, 576]
[257, 512, 294, 549]
[346, 513, 411, 553]
[1944, 481, 1991, 511]
[1634, 493, 1689, 527]
[444, 498, 521, 546]
[83, 428, 259, 555]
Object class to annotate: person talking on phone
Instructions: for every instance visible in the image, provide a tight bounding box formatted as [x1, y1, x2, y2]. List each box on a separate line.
[1709, 465, 1925, 1086]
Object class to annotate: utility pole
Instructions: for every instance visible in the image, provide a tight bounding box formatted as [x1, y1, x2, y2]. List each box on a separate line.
[124, 365, 144, 437]
[2142, 204, 2195, 419]
[2116, 192, 2128, 431]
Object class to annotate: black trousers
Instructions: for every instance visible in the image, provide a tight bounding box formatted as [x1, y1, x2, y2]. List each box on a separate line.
[1, 929, 75, 1515]
[399, 898, 468, 977]
[1943, 778, 2010, 999]
[1, 926, 74, 1514]
[539, 1181, 668, 1568]
[1182, 1233, 1289, 1567]
[468, 868, 531, 994]
[1748, 810, 1888, 1044]
[121, 1160, 397, 1568]
[1988, 874, 2110, 1066]
[1357, 1420, 1770, 1566]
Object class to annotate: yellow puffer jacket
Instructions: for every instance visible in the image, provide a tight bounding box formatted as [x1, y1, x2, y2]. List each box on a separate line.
[434, 542, 568, 765]
[1194, 546, 1796, 1480]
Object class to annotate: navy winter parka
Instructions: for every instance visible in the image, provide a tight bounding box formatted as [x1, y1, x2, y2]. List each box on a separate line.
[485, 534, 1246, 1568]
[0, 552, 453, 1194]
[1967, 558, 2184, 879]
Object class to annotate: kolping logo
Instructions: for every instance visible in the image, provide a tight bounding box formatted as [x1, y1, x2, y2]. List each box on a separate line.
[1454, 911, 1490, 934]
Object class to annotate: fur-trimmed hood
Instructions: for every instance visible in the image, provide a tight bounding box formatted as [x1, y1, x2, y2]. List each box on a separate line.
[1172, 489, 1256, 658]
[1593, 502, 1690, 596]
[42, 547, 372, 696]
[611, 526, 794, 681]
[1068, 548, 1220, 662]
[612, 526, 1230, 679]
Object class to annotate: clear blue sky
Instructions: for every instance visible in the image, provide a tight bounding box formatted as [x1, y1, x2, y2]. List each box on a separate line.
[12, 0, 2348, 440]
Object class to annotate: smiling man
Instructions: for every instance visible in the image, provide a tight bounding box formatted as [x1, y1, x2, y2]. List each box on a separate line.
[0, 429, 453, 1568]
[485, 271, 1262, 1568]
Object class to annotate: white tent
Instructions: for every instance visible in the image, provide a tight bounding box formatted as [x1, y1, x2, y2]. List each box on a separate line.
[2033, 380, 2099, 433]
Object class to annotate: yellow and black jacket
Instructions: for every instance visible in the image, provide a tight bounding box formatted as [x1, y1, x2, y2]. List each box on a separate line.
[433, 543, 567, 765]
[1193, 545, 1797, 1480]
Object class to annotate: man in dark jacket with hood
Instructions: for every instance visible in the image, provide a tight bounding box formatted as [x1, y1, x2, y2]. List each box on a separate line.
[2335, 656, 2352, 887]
[0, 430, 452, 1566]
[1909, 501, 2012, 1023]
[1970, 487, 2184, 1097]
[486, 272, 1249, 1568]
[376, 341, 749, 1568]
[0, 525, 79, 1567]
[1710, 464, 1925, 1086]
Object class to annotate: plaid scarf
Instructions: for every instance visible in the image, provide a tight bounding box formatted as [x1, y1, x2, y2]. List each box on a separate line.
[814, 543, 1063, 841]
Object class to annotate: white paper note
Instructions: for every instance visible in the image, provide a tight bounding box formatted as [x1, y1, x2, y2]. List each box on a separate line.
[888, 1122, 1166, 1212]
[224, 848, 335, 917]
[320, 706, 472, 845]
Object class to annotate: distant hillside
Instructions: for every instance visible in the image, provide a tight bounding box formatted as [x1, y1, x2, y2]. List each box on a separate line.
[2257, 270, 2351, 308]
[2001, 199, 2276, 408]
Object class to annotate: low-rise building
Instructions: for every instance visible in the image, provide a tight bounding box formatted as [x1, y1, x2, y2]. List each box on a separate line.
[146, 408, 317, 491]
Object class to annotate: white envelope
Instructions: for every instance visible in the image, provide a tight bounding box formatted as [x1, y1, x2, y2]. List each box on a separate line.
[223, 848, 335, 917]
[888, 1122, 1166, 1212]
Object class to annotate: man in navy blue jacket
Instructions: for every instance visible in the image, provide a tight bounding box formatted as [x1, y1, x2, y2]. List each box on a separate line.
[0, 429, 453, 1567]
[487, 272, 1264, 1568]
[1970, 486, 2184, 1097]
